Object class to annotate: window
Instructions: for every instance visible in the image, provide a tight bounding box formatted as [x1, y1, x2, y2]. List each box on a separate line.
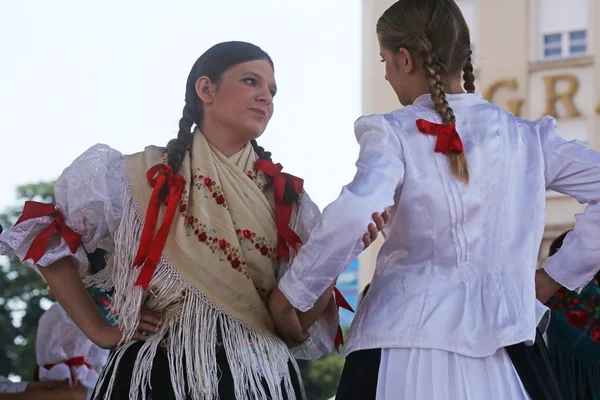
[537, 0, 589, 60]
[569, 30, 587, 55]
[543, 33, 562, 58]
[541, 30, 588, 59]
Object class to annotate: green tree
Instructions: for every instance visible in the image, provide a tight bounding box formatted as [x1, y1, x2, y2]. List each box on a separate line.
[297, 325, 350, 400]
[298, 353, 345, 400]
[0, 181, 55, 378]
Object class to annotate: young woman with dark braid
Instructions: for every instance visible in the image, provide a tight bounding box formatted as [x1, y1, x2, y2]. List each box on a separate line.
[0, 41, 387, 400]
[268, 1, 600, 399]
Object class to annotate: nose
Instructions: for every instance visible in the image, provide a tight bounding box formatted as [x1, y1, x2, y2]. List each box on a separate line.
[385, 74, 388, 81]
[257, 86, 273, 104]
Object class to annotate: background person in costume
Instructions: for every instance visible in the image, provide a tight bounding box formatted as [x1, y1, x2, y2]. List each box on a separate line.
[544, 231, 600, 400]
[0, 41, 386, 400]
[36, 292, 109, 399]
[269, 0, 600, 399]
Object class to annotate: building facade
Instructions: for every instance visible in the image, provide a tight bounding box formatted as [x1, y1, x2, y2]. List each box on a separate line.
[358, 0, 599, 289]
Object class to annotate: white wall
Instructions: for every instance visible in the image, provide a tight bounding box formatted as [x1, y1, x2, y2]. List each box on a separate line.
[538, 0, 588, 33]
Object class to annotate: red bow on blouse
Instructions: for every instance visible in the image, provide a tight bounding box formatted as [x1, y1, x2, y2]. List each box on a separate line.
[132, 164, 186, 290]
[254, 159, 304, 260]
[15, 201, 82, 264]
[416, 119, 464, 154]
[333, 287, 354, 352]
[43, 356, 91, 371]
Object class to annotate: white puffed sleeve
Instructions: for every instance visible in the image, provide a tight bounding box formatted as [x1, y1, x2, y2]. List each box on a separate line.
[0, 144, 125, 275]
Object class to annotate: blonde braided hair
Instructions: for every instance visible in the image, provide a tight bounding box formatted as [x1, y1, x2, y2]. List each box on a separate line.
[423, 52, 469, 183]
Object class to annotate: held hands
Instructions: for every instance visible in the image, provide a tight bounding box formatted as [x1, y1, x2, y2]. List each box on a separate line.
[268, 288, 308, 348]
[269, 210, 390, 347]
[92, 309, 164, 349]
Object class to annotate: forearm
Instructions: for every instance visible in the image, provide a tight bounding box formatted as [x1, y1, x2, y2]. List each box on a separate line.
[39, 257, 109, 344]
[297, 283, 335, 333]
[536, 268, 562, 303]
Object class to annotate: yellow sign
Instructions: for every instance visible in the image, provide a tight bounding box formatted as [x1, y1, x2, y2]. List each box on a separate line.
[484, 74, 597, 118]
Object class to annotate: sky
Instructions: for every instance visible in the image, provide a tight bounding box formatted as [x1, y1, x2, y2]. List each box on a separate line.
[0, 0, 365, 212]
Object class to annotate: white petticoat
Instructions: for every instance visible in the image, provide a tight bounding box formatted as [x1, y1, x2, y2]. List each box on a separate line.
[376, 347, 530, 400]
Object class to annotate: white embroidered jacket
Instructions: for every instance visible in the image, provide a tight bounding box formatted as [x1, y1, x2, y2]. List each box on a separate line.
[280, 92, 600, 357]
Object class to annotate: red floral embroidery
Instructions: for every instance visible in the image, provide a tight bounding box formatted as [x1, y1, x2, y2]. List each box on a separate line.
[592, 326, 600, 342]
[235, 227, 276, 260]
[548, 286, 600, 342]
[191, 171, 228, 208]
[567, 310, 589, 328]
[177, 197, 250, 279]
[245, 169, 270, 191]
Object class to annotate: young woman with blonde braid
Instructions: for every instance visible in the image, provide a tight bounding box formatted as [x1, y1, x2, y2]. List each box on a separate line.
[268, 1, 600, 399]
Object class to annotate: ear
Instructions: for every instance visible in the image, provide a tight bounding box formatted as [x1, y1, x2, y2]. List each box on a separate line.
[195, 76, 214, 104]
[398, 48, 416, 73]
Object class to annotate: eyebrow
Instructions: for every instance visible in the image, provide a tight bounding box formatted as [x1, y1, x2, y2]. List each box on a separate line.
[243, 71, 277, 92]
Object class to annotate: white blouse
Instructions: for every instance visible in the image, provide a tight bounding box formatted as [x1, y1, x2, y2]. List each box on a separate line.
[279, 92, 600, 357]
[0, 144, 337, 360]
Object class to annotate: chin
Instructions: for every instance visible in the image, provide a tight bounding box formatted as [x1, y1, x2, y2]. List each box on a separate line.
[242, 124, 265, 141]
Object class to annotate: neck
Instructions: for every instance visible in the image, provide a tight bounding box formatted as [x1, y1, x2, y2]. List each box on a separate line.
[411, 76, 466, 104]
[443, 76, 466, 95]
[200, 117, 248, 157]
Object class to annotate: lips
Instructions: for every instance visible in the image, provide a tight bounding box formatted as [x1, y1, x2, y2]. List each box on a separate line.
[250, 108, 266, 118]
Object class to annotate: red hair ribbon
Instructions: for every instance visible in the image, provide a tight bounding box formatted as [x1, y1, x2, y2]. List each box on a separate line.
[333, 286, 354, 352]
[132, 164, 186, 290]
[254, 159, 304, 260]
[416, 119, 464, 154]
[15, 201, 82, 263]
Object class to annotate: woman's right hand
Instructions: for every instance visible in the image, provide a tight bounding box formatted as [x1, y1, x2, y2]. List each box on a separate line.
[92, 309, 164, 349]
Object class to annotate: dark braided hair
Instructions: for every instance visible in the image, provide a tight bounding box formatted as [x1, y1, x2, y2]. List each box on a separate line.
[377, 0, 475, 183]
[165, 42, 297, 202]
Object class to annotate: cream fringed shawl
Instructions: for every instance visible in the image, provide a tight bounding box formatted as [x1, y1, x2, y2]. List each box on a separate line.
[90, 131, 305, 400]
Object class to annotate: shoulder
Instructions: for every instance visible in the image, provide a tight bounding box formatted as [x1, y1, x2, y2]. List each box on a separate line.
[514, 114, 556, 131]
[355, 108, 418, 134]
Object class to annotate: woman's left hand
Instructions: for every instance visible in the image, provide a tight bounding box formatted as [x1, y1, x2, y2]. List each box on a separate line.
[268, 288, 309, 348]
[362, 210, 390, 249]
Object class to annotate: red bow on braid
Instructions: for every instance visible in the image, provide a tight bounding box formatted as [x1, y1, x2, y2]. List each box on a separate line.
[43, 356, 91, 371]
[15, 201, 82, 263]
[333, 287, 354, 352]
[254, 159, 304, 260]
[416, 119, 464, 154]
[132, 164, 186, 290]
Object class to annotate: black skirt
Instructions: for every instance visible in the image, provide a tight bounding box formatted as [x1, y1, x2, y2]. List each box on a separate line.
[92, 340, 302, 400]
[336, 329, 562, 400]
